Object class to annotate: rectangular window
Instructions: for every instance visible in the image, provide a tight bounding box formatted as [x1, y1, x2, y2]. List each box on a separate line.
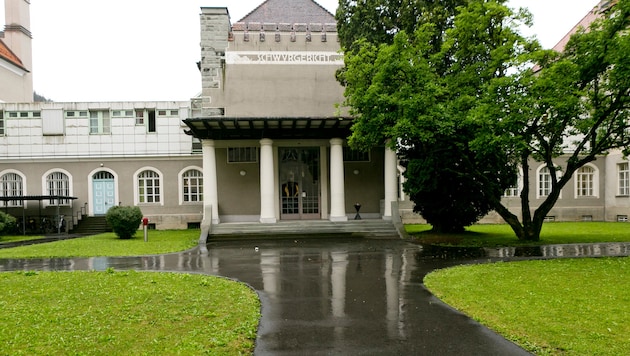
[539, 171, 552, 197]
[7, 111, 40, 119]
[228, 147, 258, 163]
[618, 163, 629, 196]
[89, 111, 111, 134]
[112, 110, 133, 117]
[0, 114, 4, 136]
[192, 138, 202, 154]
[135, 110, 144, 125]
[504, 186, 519, 197]
[343, 147, 370, 162]
[136, 109, 156, 132]
[148, 109, 156, 132]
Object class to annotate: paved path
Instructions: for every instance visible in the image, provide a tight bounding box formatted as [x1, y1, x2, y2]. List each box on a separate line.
[2, 238, 629, 355]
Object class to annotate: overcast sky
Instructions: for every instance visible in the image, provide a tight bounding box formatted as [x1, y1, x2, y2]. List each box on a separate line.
[1, 0, 600, 102]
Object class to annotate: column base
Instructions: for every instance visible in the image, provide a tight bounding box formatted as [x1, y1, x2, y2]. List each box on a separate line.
[329, 215, 348, 222]
[260, 217, 277, 223]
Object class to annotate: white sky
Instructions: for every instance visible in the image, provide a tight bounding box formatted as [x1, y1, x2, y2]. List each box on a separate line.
[0, 0, 600, 102]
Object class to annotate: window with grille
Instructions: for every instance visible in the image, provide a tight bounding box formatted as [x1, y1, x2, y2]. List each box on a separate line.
[538, 167, 552, 197]
[228, 147, 257, 163]
[0, 173, 23, 207]
[46, 172, 70, 205]
[0, 113, 4, 136]
[138, 170, 160, 203]
[618, 162, 629, 196]
[576, 166, 595, 197]
[343, 147, 370, 162]
[182, 170, 203, 203]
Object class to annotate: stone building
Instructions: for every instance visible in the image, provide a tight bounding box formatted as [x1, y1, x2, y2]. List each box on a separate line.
[183, 0, 398, 233]
[0, 0, 628, 235]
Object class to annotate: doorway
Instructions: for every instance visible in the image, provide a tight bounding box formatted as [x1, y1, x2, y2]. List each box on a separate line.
[92, 171, 115, 215]
[279, 147, 320, 220]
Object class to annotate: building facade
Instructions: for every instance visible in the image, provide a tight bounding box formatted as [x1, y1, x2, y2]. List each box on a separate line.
[0, 0, 628, 234]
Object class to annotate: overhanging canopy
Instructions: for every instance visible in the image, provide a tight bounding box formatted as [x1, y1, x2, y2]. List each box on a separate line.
[183, 117, 354, 140]
[0, 195, 78, 202]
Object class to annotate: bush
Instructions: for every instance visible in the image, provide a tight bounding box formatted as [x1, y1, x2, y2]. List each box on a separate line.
[0, 212, 17, 236]
[105, 206, 143, 239]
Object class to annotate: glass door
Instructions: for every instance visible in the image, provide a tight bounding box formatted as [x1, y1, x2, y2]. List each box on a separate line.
[279, 147, 320, 220]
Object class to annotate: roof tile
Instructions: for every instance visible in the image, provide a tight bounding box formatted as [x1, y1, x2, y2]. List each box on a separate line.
[238, 0, 335, 24]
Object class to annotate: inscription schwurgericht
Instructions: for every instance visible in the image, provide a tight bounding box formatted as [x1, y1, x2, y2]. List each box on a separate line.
[227, 52, 343, 65]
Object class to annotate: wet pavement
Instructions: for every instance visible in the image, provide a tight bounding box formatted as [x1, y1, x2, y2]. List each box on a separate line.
[1, 237, 629, 355]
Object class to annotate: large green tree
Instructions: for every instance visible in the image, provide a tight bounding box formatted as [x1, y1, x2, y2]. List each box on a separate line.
[474, 0, 630, 240]
[339, 0, 531, 232]
[339, 0, 630, 240]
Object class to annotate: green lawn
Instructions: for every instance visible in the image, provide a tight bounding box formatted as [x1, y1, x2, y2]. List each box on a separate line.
[0, 230, 199, 258]
[0, 270, 260, 355]
[424, 257, 630, 355]
[406, 222, 630, 247]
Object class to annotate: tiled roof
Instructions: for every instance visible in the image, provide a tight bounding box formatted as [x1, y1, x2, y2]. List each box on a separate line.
[238, 0, 335, 24]
[552, 0, 617, 51]
[0, 39, 27, 71]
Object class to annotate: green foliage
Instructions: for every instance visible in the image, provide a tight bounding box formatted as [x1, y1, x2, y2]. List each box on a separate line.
[339, 0, 630, 240]
[0, 230, 198, 258]
[0, 211, 17, 236]
[0, 271, 260, 354]
[340, 0, 528, 232]
[105, 206, 143, 239]
[425, 258, 630, 355]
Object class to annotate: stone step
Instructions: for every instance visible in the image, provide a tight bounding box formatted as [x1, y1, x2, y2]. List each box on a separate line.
[209, 219, 400, 239]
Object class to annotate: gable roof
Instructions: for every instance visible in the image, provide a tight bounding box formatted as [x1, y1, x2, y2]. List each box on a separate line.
[0, 38, 27, 71]
[238, 0, 335, 24]
[552, 0, 617, 51]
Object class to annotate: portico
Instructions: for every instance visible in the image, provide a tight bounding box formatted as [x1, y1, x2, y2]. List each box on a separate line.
[183, 117, 399, 228]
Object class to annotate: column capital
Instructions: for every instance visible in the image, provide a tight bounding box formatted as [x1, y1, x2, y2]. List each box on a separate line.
[330, 138, 344, 146]
[202, 139, 216, 148]
[260, 138, 274, 146]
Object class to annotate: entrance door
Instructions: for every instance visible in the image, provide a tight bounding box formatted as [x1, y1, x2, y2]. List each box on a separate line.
[279, 147, 320, 220]
[93, 171, 115, 215]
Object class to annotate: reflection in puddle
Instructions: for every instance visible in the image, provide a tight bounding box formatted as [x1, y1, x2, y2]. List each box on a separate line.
[486, 243, 630, 258]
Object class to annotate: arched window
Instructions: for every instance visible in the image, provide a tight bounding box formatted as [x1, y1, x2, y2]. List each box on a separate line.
[46, 171, 70, 205]
[182, 169, 203, 203]
[138, 170, 161, 203]
[575, 164, 598, 198]
[576, 166, 594, 196]
[538, 167, 553, 197]
[0, 172, 24, 207]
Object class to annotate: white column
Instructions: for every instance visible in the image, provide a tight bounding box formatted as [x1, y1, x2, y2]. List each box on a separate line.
[259, 138, 277, 223]
[329, 138, 348, 221]
[202, 139, 220, 225]
[384, 145, 398, 220]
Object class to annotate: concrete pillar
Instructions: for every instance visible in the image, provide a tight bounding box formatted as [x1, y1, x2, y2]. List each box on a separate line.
[260, 139, 277, 223]
[202, 139, 219, 225]
[384, 145, 398, 220]
[329, 138, 348, 221]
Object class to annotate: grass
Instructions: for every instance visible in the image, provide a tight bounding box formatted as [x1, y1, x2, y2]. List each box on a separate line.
[0, 269, 260, 355]
[0, 230, 199, 258]
[0, 234, 46, 244]
[406, 222, 630, 247]
[424, 257, 630, 355]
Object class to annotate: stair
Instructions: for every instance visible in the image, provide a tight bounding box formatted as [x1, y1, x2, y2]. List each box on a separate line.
[71, 216, 112, 235]
[209, 219, 401, 240]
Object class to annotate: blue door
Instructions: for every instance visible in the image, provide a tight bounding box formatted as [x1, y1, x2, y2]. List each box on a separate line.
[93, 172, 115, 215]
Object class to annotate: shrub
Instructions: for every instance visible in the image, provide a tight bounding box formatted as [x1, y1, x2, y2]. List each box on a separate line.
[0, 212, 17, 236]
[105, 206, 143, 239]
